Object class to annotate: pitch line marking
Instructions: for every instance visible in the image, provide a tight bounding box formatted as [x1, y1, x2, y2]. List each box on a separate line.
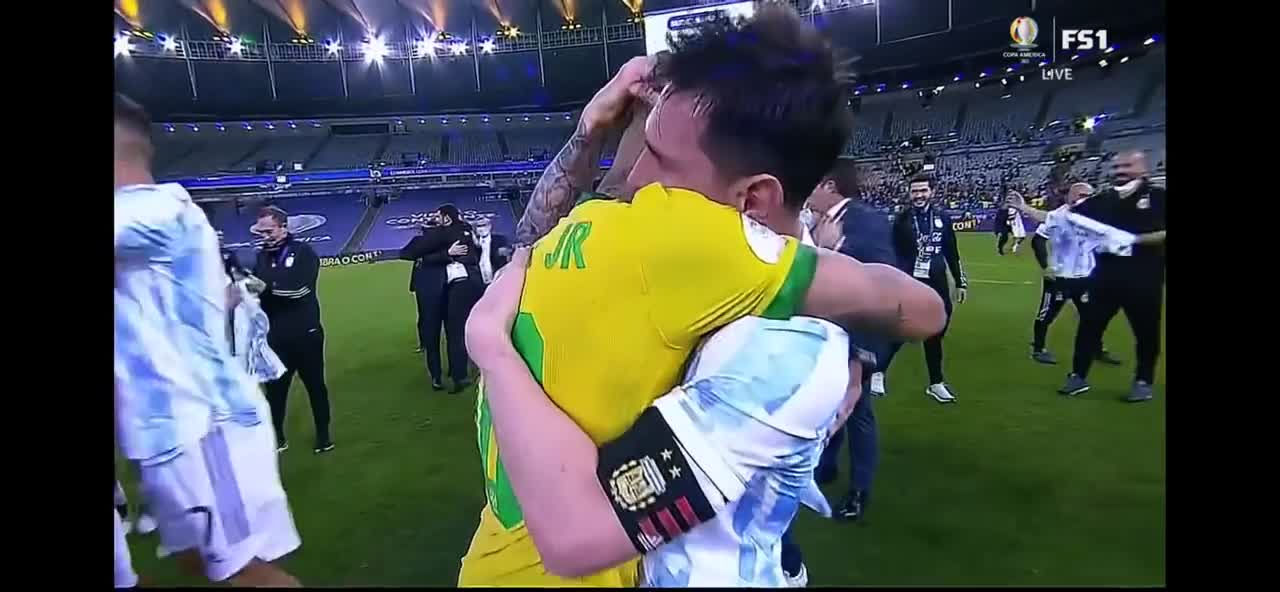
[968, 279, 1035, 285]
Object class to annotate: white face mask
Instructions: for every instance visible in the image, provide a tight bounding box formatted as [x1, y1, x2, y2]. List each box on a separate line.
[799, 207, 817, 231]
[1115, 178, 1143, 197]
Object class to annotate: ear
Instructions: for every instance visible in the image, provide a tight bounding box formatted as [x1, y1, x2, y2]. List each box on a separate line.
[732, 174, 786, 224]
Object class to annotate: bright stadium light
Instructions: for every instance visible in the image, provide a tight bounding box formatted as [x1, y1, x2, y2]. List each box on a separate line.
[811, 0, 827, 11]
[325, 40, 341, 55]
[190, 125, 200, 132]
[1019, 74, 1025, 82]
[1038, 60, 1048, 67]
[1083, 116, 1096, 130]
[1071, 54, 1080, 61]
[364, 36, 389, 62]
[1144, 36, 1156, 45]
[1104, 46, 1115, 54]
[229, 37, 243, 55]
[1119, 56, 1130, 64]
[934, 85, 945, 92]
[480, 38, 496, 54]
[161, 34, 178, 51]
[450, 41, 468, 56]
[901, 82, 910, 89]
[114, 34, 132, 57]
[1006, 66, 1015, 73]
[979, 70, 989, 78]
[953, 75, 961, 81]
[1098, 59, 1109, 68]
[417, 33, 442, 58]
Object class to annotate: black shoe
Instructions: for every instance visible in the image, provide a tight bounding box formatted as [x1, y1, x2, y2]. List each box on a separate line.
[1096, 350, 1123, 366]
[1031, 349, 1058, 365]
[276, 440, 289, 453]
[1058, 373, 1090, 396]
[414, 346, 424, 354]
[431, 380, 444, 391]
[314, 439, 335, 454]
[451, 379, 472, 394]
[836, 490, 868, 522]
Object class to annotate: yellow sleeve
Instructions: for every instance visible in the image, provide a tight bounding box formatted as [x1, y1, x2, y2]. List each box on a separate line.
[639, 197, 818, 344]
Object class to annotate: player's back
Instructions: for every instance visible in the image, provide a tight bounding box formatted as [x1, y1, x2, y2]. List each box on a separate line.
[459, 183, 816, 586]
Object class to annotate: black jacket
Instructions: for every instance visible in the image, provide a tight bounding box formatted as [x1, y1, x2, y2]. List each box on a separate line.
[1070, 179, 1166, 272]
[892, 206, 968, 288]
[399, 222, 483, 297]
[476, 233, 513, 282]
[253, 236, 322, 338]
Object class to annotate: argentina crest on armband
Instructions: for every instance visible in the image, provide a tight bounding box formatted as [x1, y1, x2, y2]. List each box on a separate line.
[610, 456, 668, 512]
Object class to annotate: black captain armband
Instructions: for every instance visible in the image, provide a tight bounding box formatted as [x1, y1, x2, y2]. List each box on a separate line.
[597, 407, 719, 555]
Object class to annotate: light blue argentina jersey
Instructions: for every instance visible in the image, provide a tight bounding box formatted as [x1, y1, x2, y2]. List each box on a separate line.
[1036, 204, 1137, 278]
[115, 183, 263, 466]
[646, 315, 850, 587]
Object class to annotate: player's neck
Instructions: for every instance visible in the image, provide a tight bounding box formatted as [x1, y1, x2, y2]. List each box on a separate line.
[115, 163, 154, 190]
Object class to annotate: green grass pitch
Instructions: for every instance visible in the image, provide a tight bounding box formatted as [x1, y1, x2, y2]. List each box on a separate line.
[119, 233, 1165, 586]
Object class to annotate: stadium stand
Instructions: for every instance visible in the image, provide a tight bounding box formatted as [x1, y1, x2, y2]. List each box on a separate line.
[308, 134, 387, 169]
[359, 189, 518, 253]
[206, 193, 371, 257]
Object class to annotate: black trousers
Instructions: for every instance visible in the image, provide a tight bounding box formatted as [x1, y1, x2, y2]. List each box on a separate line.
[265, 327, 332, 444]
[416, 288, 446, 382]
[996, 231, 1010, 254]
[1071, 265, 1164, 383]
[890, 276, 953, 385]
[442, 279, 481, 383]
[1032, 276, 1102, 351]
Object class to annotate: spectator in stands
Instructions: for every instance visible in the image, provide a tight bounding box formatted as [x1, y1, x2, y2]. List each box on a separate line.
[400, 204, 482, 394]
[253, 206, 335, 454]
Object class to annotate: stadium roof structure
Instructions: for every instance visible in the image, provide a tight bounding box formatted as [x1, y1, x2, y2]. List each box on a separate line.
[114, 0, 1163, 120]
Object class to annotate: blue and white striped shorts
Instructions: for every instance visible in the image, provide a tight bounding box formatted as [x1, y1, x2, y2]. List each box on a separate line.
[138, 417, 299, 581]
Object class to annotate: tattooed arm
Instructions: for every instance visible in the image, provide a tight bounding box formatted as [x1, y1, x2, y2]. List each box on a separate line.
[594, 101, 653, 201]
[513, 56, 657, 247]
[512, 118, 607, 247]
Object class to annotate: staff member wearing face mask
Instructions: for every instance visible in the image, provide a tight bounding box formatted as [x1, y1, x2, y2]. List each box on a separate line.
[891, 174, 967, 404]
[472, 217, 513, 285]
[1054, 151, 1167, 402]
[252, 206, 334, 454]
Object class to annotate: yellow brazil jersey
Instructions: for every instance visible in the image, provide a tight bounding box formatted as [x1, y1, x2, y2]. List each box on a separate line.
[458, 183, 817, 587]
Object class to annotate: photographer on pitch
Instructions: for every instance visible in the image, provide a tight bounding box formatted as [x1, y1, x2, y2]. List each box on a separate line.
[400, 204, 483, 393]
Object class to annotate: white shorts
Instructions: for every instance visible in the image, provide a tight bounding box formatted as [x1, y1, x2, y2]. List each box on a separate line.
[1010, 214, 1027, 238]
[115, 508, 138, 588]
[138, 420, 300, 582]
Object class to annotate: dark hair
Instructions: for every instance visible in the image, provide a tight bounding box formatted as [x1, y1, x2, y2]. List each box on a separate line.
[257, 205, 288, 225]
[437, 204, 463, 226]
[908, 173, 933, 188]
[660, 1, 853, 210]
[822, 159, 861, 199]
[114, 93, 153, 159]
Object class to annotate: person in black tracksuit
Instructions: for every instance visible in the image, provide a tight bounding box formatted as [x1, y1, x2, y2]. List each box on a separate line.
[891, 174, 967, 404]
[252, 206, 334, 453]
[399, 204, 483, 393]
[994, 200, 1013, 255]
[1059, 151, 1167, 402]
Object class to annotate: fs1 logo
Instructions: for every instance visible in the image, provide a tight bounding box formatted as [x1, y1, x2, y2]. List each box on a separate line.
[1062, 29, 1109, 51]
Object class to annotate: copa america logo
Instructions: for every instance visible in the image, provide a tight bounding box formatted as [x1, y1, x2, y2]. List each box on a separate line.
[1010, 17, 1039, 50]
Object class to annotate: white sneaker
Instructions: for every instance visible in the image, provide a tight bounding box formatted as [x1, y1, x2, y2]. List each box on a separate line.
[869, 372, 886, 397]
[134, 513, 158, 535]
[926, 383, 957, 404]
[785, 564, 809, 587]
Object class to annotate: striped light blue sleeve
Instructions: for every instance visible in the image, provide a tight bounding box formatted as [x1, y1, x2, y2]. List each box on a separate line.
[114, 187, 184, 257]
